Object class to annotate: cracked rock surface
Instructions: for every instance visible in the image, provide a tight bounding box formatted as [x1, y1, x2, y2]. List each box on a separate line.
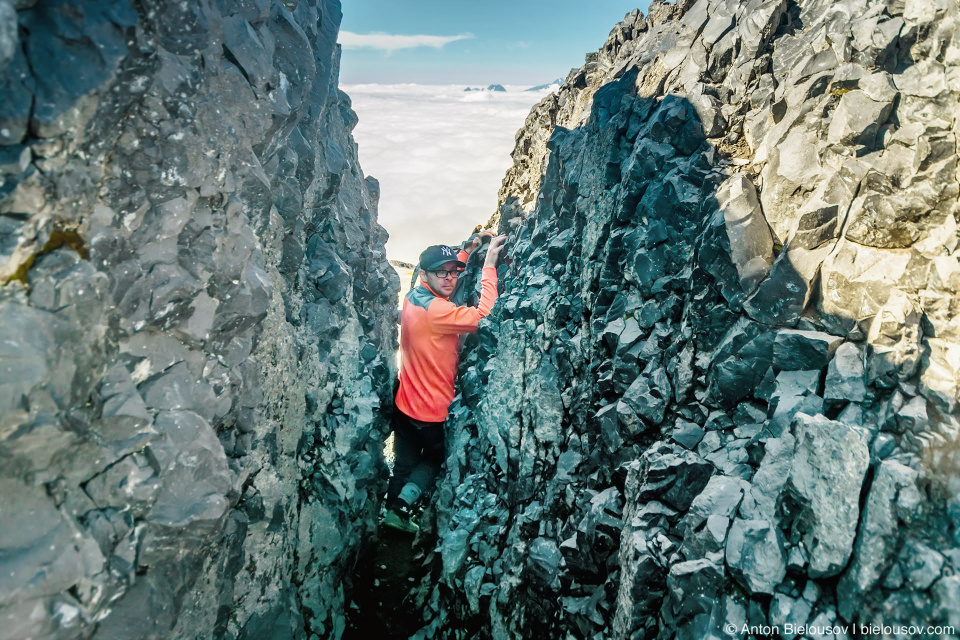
[0, 1, 397, 639]
[416, 0, 960, 638]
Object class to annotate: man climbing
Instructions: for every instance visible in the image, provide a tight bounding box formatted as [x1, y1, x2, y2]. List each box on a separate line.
[383, 232, 508, 533]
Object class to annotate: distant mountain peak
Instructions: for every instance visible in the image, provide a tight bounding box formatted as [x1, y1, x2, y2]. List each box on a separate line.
[464, 84, 508, 92]
[525, 77, 564, 91]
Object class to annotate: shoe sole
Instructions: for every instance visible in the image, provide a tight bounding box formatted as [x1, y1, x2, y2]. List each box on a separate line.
[382, 514, 419, 534]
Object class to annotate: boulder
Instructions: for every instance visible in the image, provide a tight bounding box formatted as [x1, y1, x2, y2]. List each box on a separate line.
[773, 329, 843, 371]
[637, 443, 714, 512]
[682, 475, 749, 532]
[826, 89, 893, 147]
[783, 413, 870, 578]
[920, 338, 960, 412]
[901, 541, 945, 590]
[621, 365, 673, 426]
[837, 460, 919, 619]
[770, 592, 813, 640]
[666, 559, 724, 620]
[866, 290, 922, 388]
[0, 480, 105, 607]
[818, 241, 911, 334]
[705, 318, 775, 407]
[672, 418, 705, 450]
[824, 342, 867, 403]
[725, 518, 787, 595]
[743, 243, 834, 326]
[768, 370, 823, 435]
[788, 160, 866, 250]
[701, 173, 775, 303]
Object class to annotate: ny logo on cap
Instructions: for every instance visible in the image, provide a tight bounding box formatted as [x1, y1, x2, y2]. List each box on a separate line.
[441, 246, 454, 256]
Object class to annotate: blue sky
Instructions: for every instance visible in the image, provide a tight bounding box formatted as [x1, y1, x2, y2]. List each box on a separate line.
[339, 0, 653, 85]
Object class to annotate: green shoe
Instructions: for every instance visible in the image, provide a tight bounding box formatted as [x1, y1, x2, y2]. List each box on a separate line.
[382, 507, 419, 534]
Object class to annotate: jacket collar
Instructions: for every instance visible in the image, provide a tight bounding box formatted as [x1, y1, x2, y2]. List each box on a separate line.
[420, 281, 449, 300]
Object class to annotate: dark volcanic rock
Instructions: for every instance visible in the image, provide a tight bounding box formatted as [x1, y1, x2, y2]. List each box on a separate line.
[772, 329, 843, 371]
[0, 2, 397, 639]
[412, 0, 960, 639]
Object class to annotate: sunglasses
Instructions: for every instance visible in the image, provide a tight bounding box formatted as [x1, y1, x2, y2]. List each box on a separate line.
[430, 269, 462, 279]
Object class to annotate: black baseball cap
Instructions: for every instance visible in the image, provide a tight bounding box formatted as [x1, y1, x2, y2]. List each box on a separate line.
[419, 245, 466, 270]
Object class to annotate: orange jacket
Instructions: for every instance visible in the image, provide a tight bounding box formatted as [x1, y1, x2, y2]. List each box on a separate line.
[395, 266, 499, 422]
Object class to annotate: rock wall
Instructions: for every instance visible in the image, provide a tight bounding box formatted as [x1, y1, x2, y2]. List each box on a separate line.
[418, 0, 960, 638]
[0, 1, 398, 639]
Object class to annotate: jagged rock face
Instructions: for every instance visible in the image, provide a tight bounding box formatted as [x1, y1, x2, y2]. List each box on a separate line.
[419, 0, 960, 638]
[0, 2, 397, 639]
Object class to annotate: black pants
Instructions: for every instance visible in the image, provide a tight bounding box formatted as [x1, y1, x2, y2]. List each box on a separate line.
[386, 409, 445, 506]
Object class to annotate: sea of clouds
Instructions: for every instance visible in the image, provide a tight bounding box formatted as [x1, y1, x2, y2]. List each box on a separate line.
[341, 83, 557, 264]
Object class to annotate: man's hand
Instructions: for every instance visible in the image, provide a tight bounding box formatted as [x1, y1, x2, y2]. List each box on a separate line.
[483, 235, 508, 268]
[465, 229, 496, 255]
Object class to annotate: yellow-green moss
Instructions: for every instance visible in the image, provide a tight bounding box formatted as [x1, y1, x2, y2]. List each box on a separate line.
[5, 228, 88, 286]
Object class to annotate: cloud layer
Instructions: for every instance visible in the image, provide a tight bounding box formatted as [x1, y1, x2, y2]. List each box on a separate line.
[342, 84, 554, 263]
[339, 31, 473, 52]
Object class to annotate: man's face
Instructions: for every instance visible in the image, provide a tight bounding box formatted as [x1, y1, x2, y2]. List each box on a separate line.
[422, 261, 461, 297]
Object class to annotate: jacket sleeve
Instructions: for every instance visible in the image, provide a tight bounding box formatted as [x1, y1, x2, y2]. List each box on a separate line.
[427, 267, 499, 334]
